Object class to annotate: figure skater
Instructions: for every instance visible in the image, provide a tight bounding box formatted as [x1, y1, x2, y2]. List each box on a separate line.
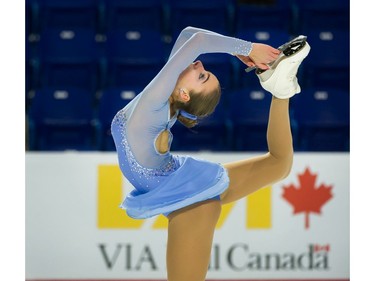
[111, 26, 310, 281]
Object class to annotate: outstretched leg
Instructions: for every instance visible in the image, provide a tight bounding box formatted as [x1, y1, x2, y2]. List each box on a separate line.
[221, 96, 293, 203]
[221, 39, 310, 204]
[166, 199, 221, 281]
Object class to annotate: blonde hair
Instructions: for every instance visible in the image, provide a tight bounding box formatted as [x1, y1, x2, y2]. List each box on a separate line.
[173, 85, 222, 128]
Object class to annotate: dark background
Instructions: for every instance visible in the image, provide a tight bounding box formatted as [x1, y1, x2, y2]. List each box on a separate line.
[25, 0, 350, 152]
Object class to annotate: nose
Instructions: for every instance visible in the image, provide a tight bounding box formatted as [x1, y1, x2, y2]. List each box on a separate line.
[193, 60, 204, 70]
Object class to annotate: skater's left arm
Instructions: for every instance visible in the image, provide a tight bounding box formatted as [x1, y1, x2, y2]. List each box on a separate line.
[237, 43, 280, 70]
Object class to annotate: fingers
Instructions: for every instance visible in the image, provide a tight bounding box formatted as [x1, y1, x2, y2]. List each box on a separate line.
[272, 48, 281, 55]
[266, 49, 280, 63]
[247, 61, 256, 67]
[257, 63, 269, 70]
[247, 43, 280, 70]
[268, 49, 280, 60]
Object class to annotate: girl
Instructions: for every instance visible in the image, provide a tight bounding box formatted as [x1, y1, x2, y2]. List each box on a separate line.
[111, 26, 310, 281]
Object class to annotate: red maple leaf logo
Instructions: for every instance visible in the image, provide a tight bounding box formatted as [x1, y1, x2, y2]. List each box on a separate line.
[282, 167, 333, 229]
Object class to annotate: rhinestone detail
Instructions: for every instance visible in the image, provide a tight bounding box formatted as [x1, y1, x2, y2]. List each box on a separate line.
[112, 108, 179, 182]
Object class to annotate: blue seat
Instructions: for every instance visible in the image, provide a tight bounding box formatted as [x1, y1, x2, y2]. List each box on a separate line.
[36, 27, 101, 91]
[235, 29, 291, 88]
[37, 0, 101, 32]
[293, 0, 349, 33]
[104, 0, 164, 33]
[27, 88, 99, 151]
[26, 0, 40, 35]
[97, 87, 140, 150]
[291, 87, 350, 151]
[171, 99, 231, 151]
[103, 29, 166, 88]
[236, 28, 291, 47]
[26, 31, 39, 97]
[302, 29, 350, 90]
[228, 87, 272, 151]
[235, 0, 292, 34]
[168, 0, 233, 35]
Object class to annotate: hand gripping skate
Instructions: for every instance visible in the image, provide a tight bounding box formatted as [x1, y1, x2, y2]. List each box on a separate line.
[246, 35, 310, 99]
[245, 35, 308, 74]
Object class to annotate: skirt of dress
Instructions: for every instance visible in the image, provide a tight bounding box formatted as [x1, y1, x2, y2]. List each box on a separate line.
[121, 155, 230, 219]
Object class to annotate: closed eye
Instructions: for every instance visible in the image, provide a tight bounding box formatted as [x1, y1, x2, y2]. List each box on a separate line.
[203, 73, 210, 84]
[199, 72, 210, 84]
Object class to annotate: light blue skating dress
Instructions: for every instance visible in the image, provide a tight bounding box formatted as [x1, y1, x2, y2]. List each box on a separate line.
[111, 27, 253, 219]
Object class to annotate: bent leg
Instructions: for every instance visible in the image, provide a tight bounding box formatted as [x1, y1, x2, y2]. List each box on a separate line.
[221, 97, 293, 204]
[167, 199, 221, 281]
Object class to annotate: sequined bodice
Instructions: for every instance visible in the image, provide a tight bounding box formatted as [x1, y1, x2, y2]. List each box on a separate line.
[112, 108, 180, 193]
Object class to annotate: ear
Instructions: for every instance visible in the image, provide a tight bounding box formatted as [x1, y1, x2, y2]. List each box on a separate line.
[179, 88, 190, 102]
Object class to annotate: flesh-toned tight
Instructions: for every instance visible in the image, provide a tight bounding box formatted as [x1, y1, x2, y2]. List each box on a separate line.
[166, 97, 293, 281]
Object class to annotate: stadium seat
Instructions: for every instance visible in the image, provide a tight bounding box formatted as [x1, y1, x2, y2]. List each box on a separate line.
[36, 27, 101, 91]
[103, 29, 166, 88]
[228, 87, 272, 151]
[37, 0, 101, 32]
[104, 0, 164, 33]
[97, 87, 140, 150]
[26, 31, 38, 95]
[236, 28, 291, 49]
[27, 88, 99, 151]
[293, 0, 349, 33]
[234, 0, 293, 34]
[167, 0, 233, 35]
[302, 29, 350, 90]
[26, 0, 40, 35]
[291, 87, 350, 151]
[171, 98, 231, 151]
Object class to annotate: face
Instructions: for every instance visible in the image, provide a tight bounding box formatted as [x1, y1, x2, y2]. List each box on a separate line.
[176, 60, 219, 98]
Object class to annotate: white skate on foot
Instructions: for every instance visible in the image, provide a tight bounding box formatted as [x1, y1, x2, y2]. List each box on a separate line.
[254, 36, 311, 99]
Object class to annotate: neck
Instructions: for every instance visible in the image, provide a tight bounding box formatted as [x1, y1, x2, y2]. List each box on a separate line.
[169, 96, 177, 118]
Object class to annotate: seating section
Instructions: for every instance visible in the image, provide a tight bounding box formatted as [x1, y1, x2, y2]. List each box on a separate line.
[227, 87, 272, 151]
[292, 0, 350, 33]
[35, 28, 101, 91]
[102, 29, 166, 88]
[37, 0, 101, 32]
[104, 0, 165, 33]
[27, 88, 99, 151]
[291, 87, 350, 151]
[168, 0, 234, 35]
[235, 0, 292, 34]
[26, 0, 350, 151]
[302, 29, 350, 90]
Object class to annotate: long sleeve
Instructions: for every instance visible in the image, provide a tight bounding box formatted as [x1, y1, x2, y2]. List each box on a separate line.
[140, 27, 252, 105]
[167, 27, 230, 61]
[124, 27, 253, 168]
